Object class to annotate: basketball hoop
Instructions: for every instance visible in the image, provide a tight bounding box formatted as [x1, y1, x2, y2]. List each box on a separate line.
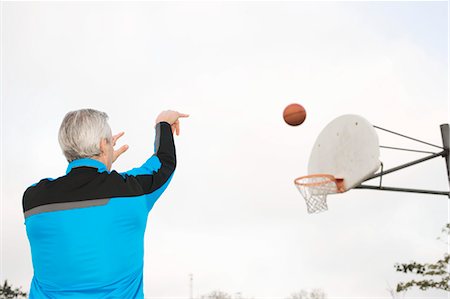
[294, 174, 344, 214]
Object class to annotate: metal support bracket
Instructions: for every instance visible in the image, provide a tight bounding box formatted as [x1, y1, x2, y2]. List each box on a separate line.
[354, 124, 450, 197]
[355, 184, 450, 196]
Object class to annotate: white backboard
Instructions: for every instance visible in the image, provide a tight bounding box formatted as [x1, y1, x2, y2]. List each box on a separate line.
[308, 114, 381, 192]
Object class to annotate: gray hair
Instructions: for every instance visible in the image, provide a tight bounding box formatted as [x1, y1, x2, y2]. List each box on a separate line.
[58, 109, 112, 162]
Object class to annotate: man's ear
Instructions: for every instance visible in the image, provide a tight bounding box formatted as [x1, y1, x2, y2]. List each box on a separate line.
[99, 138, 108, 155]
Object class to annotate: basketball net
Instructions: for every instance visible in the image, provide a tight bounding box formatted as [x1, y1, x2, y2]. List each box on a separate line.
[294, 174, 343, 214]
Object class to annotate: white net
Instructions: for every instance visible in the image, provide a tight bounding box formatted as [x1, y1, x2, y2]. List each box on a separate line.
[295, 175, 338, 214]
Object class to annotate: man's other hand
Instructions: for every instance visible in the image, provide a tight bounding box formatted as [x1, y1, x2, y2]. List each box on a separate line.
[112, 132, 129, 163]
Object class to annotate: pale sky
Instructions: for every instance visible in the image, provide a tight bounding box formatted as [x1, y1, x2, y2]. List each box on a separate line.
[1, 1, 449, 298]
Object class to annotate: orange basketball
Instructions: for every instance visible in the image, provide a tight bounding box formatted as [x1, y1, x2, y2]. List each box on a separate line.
[283, 103, 306, 126]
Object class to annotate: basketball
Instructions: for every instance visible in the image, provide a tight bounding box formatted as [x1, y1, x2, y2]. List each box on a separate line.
[283, 103, 307, 126]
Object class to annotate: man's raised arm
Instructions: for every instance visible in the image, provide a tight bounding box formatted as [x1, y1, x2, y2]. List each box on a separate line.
[118, 111, 189, 209]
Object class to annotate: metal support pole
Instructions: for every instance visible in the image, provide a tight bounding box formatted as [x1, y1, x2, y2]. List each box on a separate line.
[364, 151, 446, 181]
[440, 124, 450, 197]
[355, 184, 450, 196]
[189, 273, 193, 299]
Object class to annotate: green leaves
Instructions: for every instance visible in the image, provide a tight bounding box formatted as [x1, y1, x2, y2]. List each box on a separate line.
[0, 280, 27, 299]
[395, 224, 450, 293]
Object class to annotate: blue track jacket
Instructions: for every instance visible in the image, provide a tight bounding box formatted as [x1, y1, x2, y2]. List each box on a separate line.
[22, 122, 176, 298]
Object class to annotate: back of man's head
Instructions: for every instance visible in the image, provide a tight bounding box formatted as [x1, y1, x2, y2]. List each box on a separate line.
[58, 109, 112, 162]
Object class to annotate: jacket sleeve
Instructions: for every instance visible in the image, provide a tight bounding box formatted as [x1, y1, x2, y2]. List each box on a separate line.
[120, 122, 176, 211]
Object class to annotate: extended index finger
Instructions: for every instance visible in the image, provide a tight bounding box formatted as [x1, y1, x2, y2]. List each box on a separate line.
[177, 113, 190, 118]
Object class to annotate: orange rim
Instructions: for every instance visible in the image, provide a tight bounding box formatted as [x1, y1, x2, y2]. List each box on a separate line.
[294, 174, 345, 192]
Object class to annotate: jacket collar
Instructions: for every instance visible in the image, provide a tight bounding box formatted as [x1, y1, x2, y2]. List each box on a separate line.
[66, 158, 109, 174]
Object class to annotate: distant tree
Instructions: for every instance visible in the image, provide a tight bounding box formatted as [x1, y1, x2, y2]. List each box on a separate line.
[289, 290, 308, 299]
[309, 289, 326, 299]
[288, 289, 327, 299]
[395, 223, 450, 292]
[0, 280, 27, 299]
[201, 290, 232, 299]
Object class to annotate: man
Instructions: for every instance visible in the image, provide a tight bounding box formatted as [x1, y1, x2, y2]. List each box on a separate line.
[22, 109, 189, 298]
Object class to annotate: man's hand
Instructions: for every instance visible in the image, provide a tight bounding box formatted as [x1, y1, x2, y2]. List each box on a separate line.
[155, 110, 190, 136]
[112, 132, 129, 163]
